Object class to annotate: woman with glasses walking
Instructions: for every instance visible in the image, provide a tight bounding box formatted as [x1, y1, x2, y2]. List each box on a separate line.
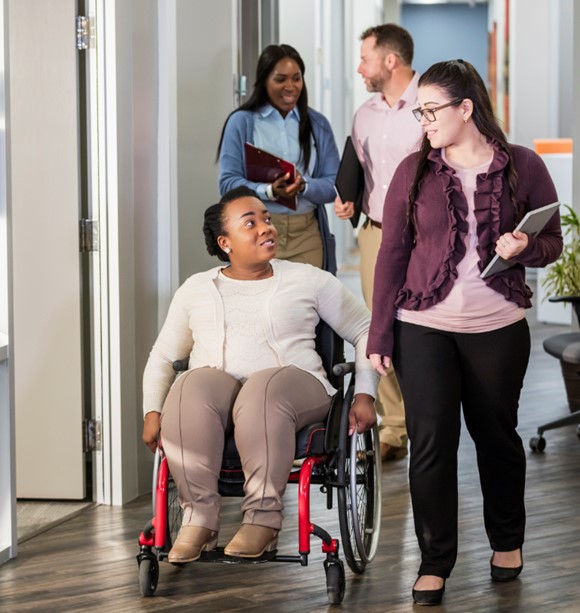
[367, 59, 562, 606]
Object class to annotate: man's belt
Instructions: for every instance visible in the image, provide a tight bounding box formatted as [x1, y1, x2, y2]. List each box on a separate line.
[363, 216, 382, 230]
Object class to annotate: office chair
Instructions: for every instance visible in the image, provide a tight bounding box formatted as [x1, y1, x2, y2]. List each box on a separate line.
[530, 296, 580, 451]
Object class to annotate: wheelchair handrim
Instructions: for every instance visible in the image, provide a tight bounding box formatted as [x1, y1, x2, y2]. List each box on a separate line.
[348, 423, 382, 564]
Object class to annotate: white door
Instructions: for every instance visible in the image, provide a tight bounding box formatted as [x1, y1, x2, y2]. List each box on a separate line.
[8, 0, 85, 499]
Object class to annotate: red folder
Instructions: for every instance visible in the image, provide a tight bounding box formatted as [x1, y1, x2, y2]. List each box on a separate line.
[244, 142, 297, 209]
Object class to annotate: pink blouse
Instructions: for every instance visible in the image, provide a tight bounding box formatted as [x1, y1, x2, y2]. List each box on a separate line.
[398, 150, 525, 333]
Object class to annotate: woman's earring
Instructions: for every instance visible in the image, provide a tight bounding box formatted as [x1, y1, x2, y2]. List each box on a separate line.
[223, 246, 231, 254]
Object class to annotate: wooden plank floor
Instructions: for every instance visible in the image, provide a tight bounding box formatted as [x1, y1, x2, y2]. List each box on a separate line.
[1, 304, 579, 612]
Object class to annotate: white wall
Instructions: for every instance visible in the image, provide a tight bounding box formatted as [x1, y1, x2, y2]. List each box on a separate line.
[278, 0, 317, 107]
[348, 0, 384, 118]
[510, 0, 555, 147]
[131, 1, 163, 498]
[175, 0, 237, 282]
[107, 0, 161, 502]
[556, 0, 573, 138]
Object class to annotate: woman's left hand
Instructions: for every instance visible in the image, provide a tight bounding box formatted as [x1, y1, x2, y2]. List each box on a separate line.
[348, 393, 377, 435]
[495, 230, 529, 259]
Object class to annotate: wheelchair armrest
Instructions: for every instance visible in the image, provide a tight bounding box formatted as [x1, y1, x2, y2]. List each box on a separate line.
[333, 361, 355, 377]
[548, 296, 580, 304]
[172, 357, 189, 372]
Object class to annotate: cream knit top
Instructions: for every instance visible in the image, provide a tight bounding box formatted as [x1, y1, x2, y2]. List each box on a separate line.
[142, 259, 379, 416]
[215, 274, 279, 381]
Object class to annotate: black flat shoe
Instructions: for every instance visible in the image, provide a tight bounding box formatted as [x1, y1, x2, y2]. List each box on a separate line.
[412, 579, 446, 606]
[490, 550, 523, 582]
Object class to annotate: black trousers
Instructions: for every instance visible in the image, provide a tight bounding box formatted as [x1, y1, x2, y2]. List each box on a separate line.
[392, 318, 530, 578]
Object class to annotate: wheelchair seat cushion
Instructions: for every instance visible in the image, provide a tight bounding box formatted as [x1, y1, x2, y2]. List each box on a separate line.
[220, 421, 327, 471]
[218, 422, 327, 497]
[295, 421, 326, 458]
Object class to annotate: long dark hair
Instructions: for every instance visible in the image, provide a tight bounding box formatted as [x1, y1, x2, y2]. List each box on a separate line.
[408, 59, 519, 228]
[217, 44, 313, 168]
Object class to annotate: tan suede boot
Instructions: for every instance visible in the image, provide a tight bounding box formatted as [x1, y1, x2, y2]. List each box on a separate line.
[168, 526, 218, 563]
[224, 524, 278, 558]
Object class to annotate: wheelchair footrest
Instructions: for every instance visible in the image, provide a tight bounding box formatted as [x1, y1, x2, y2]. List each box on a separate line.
[162, 546, 279, 565]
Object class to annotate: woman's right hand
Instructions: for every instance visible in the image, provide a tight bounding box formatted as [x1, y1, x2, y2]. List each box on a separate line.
[143, 411, 161, 453]
[369, 353, 391, 376]
[272, 172, 302, 198]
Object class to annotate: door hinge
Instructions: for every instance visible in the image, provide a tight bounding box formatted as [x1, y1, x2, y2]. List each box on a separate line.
[76, 15, 94, 51]
[79, 219, 99, 252]
[236, 74, 247, 98]
[83, 418, 101, 452]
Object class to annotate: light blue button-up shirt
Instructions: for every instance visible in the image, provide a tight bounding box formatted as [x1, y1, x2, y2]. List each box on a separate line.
[218, 105, 339, 220]
[253, 104, 315, 214]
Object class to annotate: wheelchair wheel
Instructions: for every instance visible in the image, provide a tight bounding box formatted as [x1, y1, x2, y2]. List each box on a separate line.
[164, 476, 183, 552]
[324, 559, 346, 604]
[138, 554, 159, 597]
[337, 419, 382, 574]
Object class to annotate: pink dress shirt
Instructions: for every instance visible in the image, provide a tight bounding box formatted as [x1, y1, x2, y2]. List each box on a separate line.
[351, 73, 423, 222]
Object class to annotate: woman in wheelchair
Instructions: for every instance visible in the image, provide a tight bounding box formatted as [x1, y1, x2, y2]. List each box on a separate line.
[141, 186, 379, 565]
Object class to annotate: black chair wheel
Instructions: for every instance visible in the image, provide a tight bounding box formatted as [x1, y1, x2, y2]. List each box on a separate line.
[576, 425, 580, 440]
[138, 555, 159, 597]
[325, 560, 345, 605]
[529, 436, 546, 453]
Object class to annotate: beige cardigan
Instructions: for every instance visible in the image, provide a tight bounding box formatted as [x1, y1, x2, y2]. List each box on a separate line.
[142, 259, 379, 416]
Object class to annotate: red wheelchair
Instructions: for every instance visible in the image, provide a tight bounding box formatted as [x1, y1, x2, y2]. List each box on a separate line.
[137, 323, 381, 604]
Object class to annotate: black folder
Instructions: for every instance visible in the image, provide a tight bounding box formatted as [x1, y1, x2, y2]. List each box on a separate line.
[335, 136, 364, 228]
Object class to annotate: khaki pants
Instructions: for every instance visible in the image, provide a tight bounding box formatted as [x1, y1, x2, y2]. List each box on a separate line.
[358, 221, 407, 448]
[160, 366, 331, 532]
[270, 211, 323, 268]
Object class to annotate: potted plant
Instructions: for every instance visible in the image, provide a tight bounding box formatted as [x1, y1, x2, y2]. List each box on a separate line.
[541, 204, 580, 303]
[540, 204, 580, 412]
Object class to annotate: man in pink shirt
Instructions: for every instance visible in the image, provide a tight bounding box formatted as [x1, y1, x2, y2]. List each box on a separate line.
[335, 24, 422, 460]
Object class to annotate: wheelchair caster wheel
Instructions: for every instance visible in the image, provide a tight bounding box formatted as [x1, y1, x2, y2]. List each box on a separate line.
[325, 560, 345, 604]
[529, 435, 546, 453]
[138, 554, 159, 596]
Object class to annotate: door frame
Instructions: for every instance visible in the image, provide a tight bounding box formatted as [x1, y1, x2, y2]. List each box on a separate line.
[0, 0, 16, 565]
[84, 0, 118, 506]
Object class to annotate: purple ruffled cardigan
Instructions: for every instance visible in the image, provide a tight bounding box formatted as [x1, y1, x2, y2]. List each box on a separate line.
[367, 141, 563, 358]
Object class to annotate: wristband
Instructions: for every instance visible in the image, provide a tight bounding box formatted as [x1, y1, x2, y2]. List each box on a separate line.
[266, 183, 278, 201]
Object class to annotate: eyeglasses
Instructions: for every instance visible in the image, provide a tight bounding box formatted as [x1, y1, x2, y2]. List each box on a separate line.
[412, 99, 462, 122]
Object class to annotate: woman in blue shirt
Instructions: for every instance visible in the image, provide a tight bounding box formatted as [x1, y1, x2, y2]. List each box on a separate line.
[217, 44, 340, 273]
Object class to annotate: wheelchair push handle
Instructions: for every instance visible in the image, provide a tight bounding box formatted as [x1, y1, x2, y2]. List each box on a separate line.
[332, 361, 355, 377]
[172, 357, 189, 372]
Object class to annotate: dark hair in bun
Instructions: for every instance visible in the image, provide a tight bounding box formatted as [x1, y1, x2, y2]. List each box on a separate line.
[203, 186, 260, 262]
